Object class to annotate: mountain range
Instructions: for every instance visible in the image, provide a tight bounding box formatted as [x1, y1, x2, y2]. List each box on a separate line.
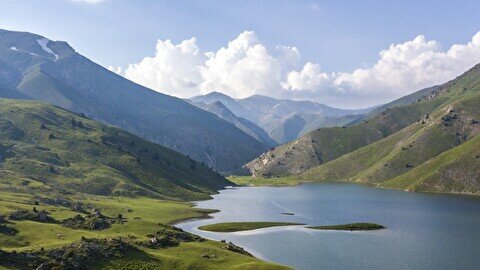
[190, 92, 373, 143]
[0, 29, 269, 174]
[246, 64, 480, 194]
[1, 28, 478, 196]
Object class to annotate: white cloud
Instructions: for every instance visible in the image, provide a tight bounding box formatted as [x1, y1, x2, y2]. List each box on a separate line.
[122, 38, 206, 97]
[114, 30, 480, 108]
[198, 31, 291, 98]
[283, 32, 480, 107]
[282, 62, 332, 91]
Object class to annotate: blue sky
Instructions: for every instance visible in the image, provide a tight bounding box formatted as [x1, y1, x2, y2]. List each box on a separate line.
[2, 0, 480, 107]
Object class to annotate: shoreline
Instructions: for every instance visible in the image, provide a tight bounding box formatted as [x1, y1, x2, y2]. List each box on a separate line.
[228, 176, 480, 199]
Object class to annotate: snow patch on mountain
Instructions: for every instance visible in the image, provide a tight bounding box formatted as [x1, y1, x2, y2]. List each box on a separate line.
[36, 38, 58, 61]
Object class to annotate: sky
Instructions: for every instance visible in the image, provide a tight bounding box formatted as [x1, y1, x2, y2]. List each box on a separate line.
[1, 0, 480, 108]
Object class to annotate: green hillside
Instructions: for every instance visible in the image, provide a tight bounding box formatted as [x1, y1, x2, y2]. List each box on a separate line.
[301, 90, 480, 191]
[382, 133, 480, 193]
[246, 64, 479, 178]
[0, 98, 231, 201]
[295, 65, 478, 194]
[352, 85, 440, 123]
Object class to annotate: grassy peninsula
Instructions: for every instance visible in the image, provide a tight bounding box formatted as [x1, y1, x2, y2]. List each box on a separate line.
[308, 223, 385, 231]
[198, 222, 304, 232]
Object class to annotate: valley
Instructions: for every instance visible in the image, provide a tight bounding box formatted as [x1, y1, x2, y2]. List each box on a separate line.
[0, 4, 479, 268]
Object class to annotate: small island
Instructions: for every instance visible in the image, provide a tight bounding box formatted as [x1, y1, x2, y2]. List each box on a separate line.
[308, 223, 385, 231]
[198, 222, 304, 232]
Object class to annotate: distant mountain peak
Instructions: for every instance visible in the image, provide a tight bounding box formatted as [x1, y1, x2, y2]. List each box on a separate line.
[202, 91, 232, 99]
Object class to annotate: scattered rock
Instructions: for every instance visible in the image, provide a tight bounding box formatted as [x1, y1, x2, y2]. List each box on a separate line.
[7, 210, 56, 223]
[0, 237, 135, 269]
[146, 224, 203, 249]
[0, 215, 18, 235]
[62, 213, 118, 231]
[201, 254, 215, 259]
[221, 242, 253, 257]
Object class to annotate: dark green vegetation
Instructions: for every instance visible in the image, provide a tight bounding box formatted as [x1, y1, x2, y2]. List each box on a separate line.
[246, 64, 480, 195]
[0, 216, 18, 235]
[0, 98, 230, 200]
[0, 29, 269, 173]
[198, 222, 304, 232]
[308, 223, 385, 231]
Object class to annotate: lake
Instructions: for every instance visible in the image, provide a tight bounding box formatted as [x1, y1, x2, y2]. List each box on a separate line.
[177, 183, 480, 270]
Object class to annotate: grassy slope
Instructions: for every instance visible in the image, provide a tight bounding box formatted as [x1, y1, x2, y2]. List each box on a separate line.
[198, 222, 303, 232]
[246, 92, 448, 177]
[0, 192, 289, 270]
[300, 66, 480, 194]
[353, 85, 440, 123]
[382, 133, 480, 194]
[0, 98, 231, 201]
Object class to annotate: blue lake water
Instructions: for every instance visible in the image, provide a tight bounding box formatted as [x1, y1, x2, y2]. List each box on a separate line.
[177, 183, 480, 270]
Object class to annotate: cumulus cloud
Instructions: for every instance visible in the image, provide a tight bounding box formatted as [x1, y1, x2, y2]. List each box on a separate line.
[120, 38, 206, 97]
[114, 30, 480, 108]
[285, 33, 480, 107]
[198, 31, 296, 98]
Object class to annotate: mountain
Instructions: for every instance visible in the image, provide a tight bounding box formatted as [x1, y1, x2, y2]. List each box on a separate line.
[0, 29, 269, 173]
[246, 65, 480, 178]
[301, 65, 480, 194]
[190, 92, 373, 143]
[0, 98, 231, 200]
[247, 64, 480, 194]
[258, 112, 361, 143]
[189, 100, 277, 146]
